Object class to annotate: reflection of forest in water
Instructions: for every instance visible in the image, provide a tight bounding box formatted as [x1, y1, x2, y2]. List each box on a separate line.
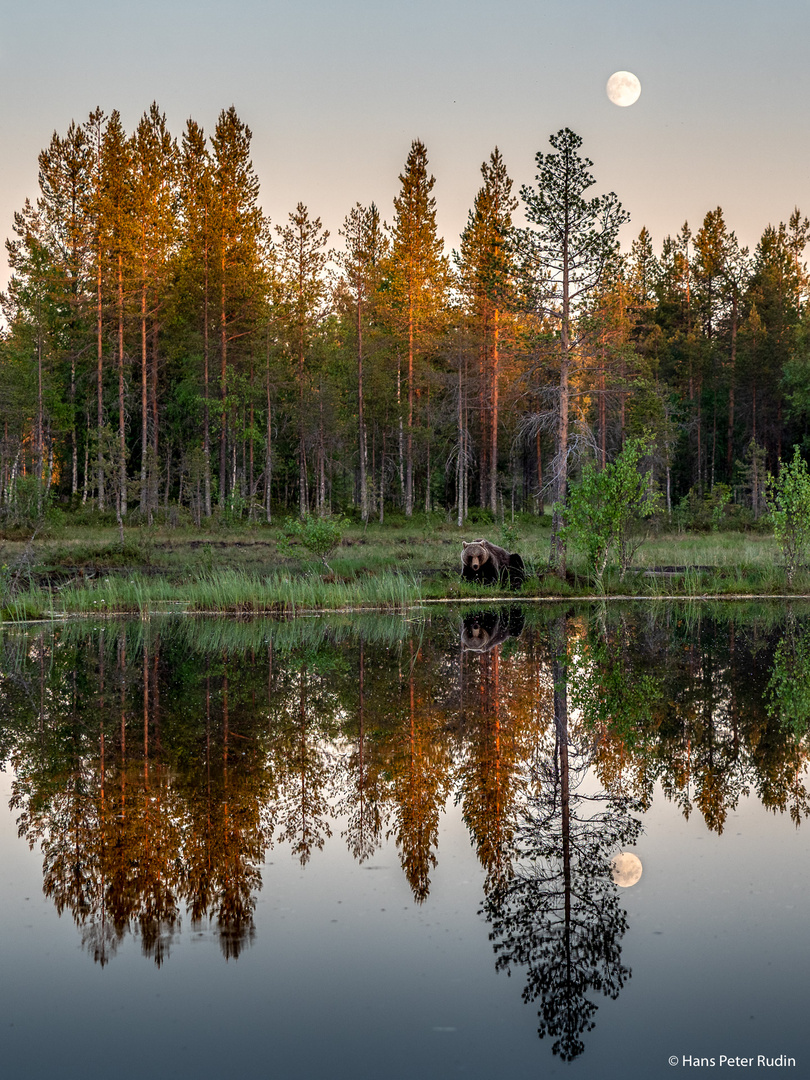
[2, 603, 810, 1058]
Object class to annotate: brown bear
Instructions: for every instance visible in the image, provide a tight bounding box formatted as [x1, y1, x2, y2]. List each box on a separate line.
[461, 538, 525, 589]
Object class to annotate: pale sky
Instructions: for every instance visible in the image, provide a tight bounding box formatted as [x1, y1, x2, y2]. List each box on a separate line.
[2, 0, 809, 291]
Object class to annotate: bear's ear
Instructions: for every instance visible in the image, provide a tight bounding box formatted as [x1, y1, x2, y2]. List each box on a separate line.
[462, 541, 468, 548]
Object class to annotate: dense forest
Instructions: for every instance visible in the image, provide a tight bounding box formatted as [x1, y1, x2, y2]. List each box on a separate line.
[2, 104, 809, 535]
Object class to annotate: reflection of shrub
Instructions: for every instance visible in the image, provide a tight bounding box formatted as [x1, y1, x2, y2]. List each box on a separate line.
[281, 514, 345, 573]
[767, 615, 810, 735]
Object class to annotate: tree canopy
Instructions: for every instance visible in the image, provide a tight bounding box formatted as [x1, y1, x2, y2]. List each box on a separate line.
[2, 111, 809, 543]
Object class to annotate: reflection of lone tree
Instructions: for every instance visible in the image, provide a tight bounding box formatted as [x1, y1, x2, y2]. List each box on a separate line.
[484, 618, 641, 1060]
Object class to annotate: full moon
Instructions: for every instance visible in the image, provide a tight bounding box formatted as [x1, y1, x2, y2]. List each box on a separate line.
[606, 71, 641, 107]
[610, 851, 643, 887]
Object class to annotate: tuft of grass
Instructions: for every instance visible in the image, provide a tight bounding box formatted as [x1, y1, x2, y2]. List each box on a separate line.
[44, 566, 424, 617]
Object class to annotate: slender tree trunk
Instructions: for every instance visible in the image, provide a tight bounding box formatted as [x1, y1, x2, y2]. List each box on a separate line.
[406, 302, 414, 517]
[536, 426, 543, 515]
[380, 429, 386, 525]
[357, 285, 367, 522]
[118, 253, 127, 518]
[397, 358, 404, 504]
[36, 302, 44, 513]
[550, 255, 570, 575]
[265, 352, 272, 524]
[489, 307, 499, 513]
[203, 215, 212, 517]
[140, 279, 148, 516]
[696, 377, 703, 495]
[150, 325, 159, 517]
[70, 355, 78, 497]
[711, 391, 717, 490]
[727, 298, 737, 476]
[298, 309, 307, 517]
[220, 264, 228, 506]
[97, 245, 104, 510]
[599, 361, 606, 468]
[462, 356, 469, 523]
[164, 443, 171, 508]
[479, 339, 488, 509]
[249, 356, 255, 519]
[318, 383, 326, 514]
[752, 381, 757, 445]
[457, 357, 464, 528]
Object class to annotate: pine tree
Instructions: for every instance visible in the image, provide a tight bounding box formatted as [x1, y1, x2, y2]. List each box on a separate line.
[37, 121, 94, 497]
[99, 111, 135, 521]
[388, 140, 448, 516]
[84, 107, 108, 509]
[210, 107, 265, 507]
[339, 202, 388, 522]
[519, 129, 629, 572]
[457, 148, 517, 513]
[2, 203, 62, 512]
[131, 104, 177, 519]
[179, 119, 216, 517]
[276, 204, 330, 516]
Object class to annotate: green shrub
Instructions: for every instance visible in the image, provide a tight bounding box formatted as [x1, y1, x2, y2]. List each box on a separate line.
[499, 521, 519, 550]
[766, 446, 810, 585]
[466, 507, 495, 526]
[561, 437, 661, 591]
[281, 514, 346, 573]
[675, 485, 734, 532]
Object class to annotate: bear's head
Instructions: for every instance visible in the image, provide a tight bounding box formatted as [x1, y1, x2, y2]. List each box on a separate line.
[462, 541, 490, 571]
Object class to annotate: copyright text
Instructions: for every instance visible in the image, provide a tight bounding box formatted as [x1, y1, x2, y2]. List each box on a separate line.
[669, 1057, 796, 1068]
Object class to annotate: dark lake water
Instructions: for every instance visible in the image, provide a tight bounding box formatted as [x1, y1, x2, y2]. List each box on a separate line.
[1, 602, 809, 1079]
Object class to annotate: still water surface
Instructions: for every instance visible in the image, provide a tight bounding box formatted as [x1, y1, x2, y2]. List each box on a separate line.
[1, 603, 808, 1079]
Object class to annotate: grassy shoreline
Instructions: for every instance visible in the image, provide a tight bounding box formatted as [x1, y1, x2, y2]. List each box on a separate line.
[0, 515, 804, 619]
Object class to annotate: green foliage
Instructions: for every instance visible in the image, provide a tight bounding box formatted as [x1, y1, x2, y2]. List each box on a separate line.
[560, 438, 661, 591]
[765, 446, 810, 585]
[570, 632, 660, 745]
[675, 484, 733, 533]
[466, 507, 495, 526]
[281, 514, 346, 573]
[0, 476, 66, 536]
[767, 615, 810, 734]
[499, 521, 519, 550]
